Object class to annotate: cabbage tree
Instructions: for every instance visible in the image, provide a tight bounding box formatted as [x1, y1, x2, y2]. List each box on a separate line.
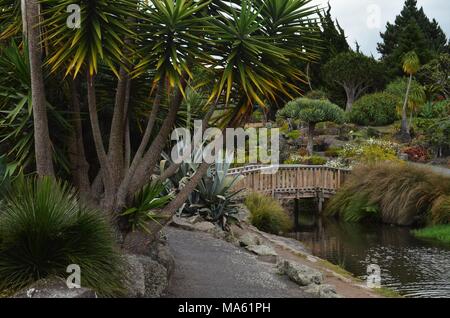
[277, 98, 345, 155]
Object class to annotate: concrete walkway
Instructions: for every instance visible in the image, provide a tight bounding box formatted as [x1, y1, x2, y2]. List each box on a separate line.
[164, 227, 309, 298]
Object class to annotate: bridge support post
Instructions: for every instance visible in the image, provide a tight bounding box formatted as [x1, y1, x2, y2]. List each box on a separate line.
[317, 191, 325, 214]
[294, 198, 300, 229]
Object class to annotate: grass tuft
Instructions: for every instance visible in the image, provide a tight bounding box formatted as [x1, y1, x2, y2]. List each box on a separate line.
[245, 193, 293, 234]
[0, 177, 125, 297]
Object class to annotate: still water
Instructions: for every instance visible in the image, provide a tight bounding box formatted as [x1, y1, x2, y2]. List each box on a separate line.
[287, 210, 450, 298]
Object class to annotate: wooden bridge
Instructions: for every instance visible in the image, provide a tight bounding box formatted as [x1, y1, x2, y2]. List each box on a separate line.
[228, 165, 351, 211]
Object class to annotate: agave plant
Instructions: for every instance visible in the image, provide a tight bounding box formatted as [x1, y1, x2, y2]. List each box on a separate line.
[195, 164, 244, 227]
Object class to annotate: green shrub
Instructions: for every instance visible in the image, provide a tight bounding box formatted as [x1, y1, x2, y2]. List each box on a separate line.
[325, 147, 341, 158]
[305, 90, 328, 100]
[286, 130, 301, 140]
[350, 92, 398, 126]
[245, 193, 293, 234]
[419, 100, 450, 119]
[339, 139, 400, 165]
[0, 177, 125, 296]
[284, 154, 327, 165]
[326, 163, 450, 226]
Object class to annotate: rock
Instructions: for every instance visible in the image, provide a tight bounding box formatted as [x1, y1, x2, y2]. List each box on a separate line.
[194, 221, 216, 232]
[171, 216, 197, 231]
[306, 284, 341, 298]
[239, 233, 260, 247]
[186, 214, 203, 224]
[277, 259, 323, 286]
[148, 240, 175, 278]
[246, 244, 278, 256]
[123, 254, 168, 298]
[399, 153, 409, 161]
[235, 205, 251, 223]
[14, 277, 97, 298]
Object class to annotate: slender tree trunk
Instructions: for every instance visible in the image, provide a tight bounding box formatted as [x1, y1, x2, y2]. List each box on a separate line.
[307, 122, 315, 156]
[23, 0, 54, 177]
[86, 71, 114, 211]
[401, 74, 413, 138]
[68, 79, 91, 197]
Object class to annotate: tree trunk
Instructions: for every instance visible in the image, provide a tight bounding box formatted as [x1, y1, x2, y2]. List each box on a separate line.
[307, 122, 315, 155]
[68, 79, 91, 197]
[400, 74, 412, 139]
[344, 87, 355, 113]
[23, 0, 54, 177]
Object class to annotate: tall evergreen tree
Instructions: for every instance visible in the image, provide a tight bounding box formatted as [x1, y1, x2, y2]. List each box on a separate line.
[378, 0, 448, 76]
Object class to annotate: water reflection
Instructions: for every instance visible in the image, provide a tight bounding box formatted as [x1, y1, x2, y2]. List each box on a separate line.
[286, 210, 450, 298]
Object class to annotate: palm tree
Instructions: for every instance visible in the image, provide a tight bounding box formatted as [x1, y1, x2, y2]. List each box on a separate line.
[3, 0, 321, 241]
[22, 0, 55, 176]
[400, 51, 420, 140]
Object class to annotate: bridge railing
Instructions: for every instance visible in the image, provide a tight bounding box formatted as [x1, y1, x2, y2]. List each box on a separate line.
[228, 165, 351, 198]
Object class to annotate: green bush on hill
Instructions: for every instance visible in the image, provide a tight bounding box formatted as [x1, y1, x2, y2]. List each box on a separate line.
[349, 92, 399, 126]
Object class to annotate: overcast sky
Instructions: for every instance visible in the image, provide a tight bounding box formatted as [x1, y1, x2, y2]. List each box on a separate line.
[311, 0, 450, 57]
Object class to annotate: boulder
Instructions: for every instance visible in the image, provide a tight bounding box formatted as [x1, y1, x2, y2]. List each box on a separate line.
[14, 277, 97, 298]
[246, 244, 278, 256]
[239, 233, 260, 247]
[194, 222, 216, 232]
[148, 240, 175, 278]
[306, 284, 341, 298]
[277, 259, 323, 286]
[123, 254, 168, 298]
[171, 216, 197, 231]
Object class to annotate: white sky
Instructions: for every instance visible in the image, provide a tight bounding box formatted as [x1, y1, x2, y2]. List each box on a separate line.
[311, 0, 450, 57]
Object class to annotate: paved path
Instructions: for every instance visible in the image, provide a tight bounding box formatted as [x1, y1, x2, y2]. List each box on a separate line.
[164, 227, 309, 298]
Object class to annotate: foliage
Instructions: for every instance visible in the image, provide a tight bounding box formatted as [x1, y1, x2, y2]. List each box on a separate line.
[245, 192, 293, 234]
[413, 225, 450, 244]
[122, 182, 174, 233]
[277, 98, 345, 125]
[0, 41, 70, 176]
[326, 163, 450, 226]
[419, 100, 450, 119]
[385, 78, 426, 114]
[349, 92, 399, 126]
[402, 146, 429, 162]
[305, 90, 328, 100]
[377, 0, 447, 76]
[416, 54, 450, 100]
[194, 161, 244, 226]
[322, 52, 383, 108]
[325, 147, 341, 158]
[339, 139, 400, 165]
[284, 155, 327, 165]
[286, 130, 301, 140]
[0, 177, 125, 296]
[424, 117, 450, 156]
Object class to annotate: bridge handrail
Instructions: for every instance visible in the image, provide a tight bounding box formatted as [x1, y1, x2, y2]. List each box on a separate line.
[227, 164, 351, 176]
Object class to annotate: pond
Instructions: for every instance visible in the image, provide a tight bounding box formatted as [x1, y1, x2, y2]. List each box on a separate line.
[286, 206, 450, 298]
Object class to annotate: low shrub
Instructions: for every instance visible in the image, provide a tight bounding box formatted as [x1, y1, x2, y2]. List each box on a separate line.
[325, 147, 341, 158]
[339, 139, 400, 164]
[349, 92, 398, 126]
[286, 130, 301, 140]
[326, 163, 450, 226]
[0, 177, 125, 296]
[419, 100, 450, 119]
[284, 155, 327, 165]
[245, 193, 293, 234]
[402, 146, 430, 162]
